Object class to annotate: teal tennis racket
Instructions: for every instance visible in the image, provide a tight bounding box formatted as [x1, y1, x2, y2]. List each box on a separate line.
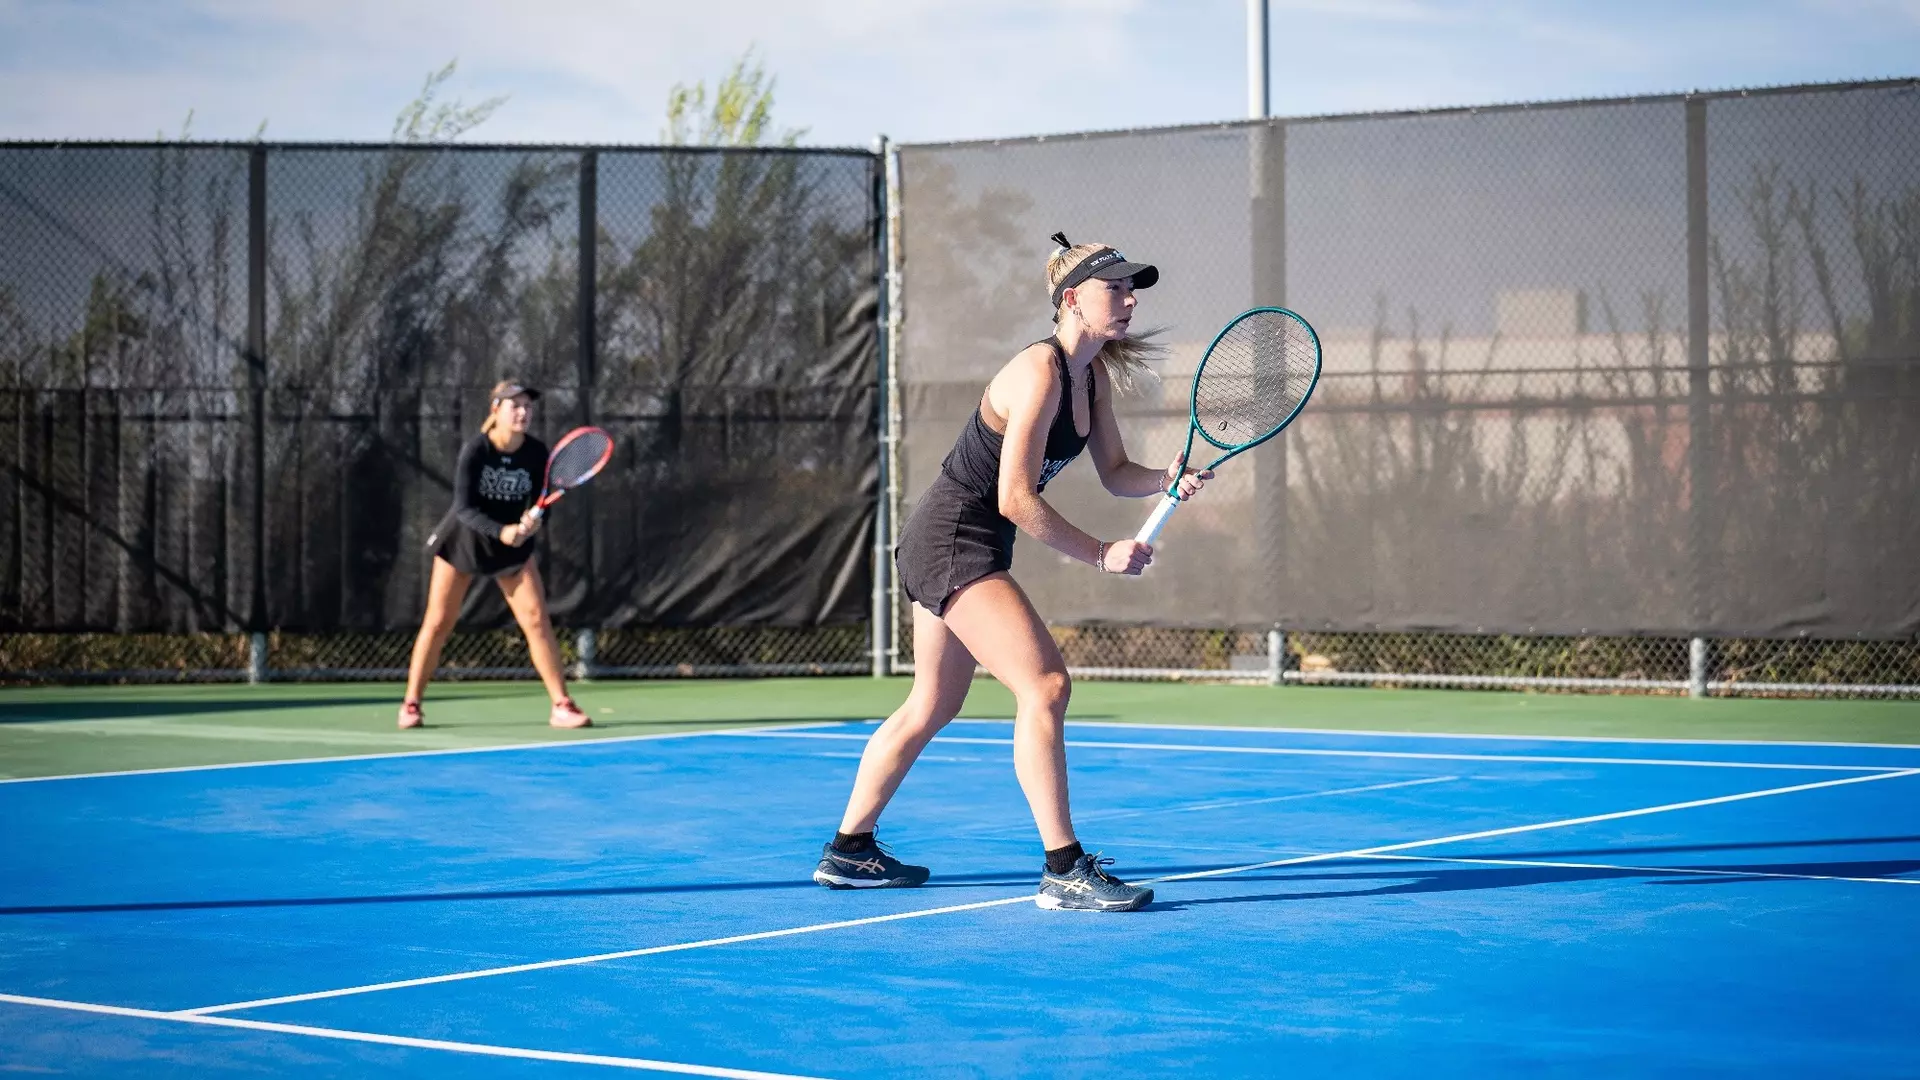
[1135, 307, 1322, 544]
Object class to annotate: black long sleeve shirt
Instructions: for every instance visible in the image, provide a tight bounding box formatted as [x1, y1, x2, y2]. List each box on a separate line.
[449, 433, 548, 539]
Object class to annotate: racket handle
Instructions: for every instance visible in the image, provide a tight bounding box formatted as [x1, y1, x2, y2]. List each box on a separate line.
[526, 492, 562, 522]
[1135, 493, 1181, 545]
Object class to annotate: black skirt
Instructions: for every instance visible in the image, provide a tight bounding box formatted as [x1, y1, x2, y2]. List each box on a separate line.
[895, 472, 1016, 617]
[427, 511, 535, 579]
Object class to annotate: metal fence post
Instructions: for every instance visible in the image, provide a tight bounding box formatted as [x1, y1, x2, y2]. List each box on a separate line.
[870, 136, 892, 678]
[578, 151, 597, 402]
[247, 145, 268, 639]
[882, 141, 906, 677]
[1250, 120, 1288, 628]
[1688, 637, 1708, 699]
[1267, 627, 1285, 687]
[1686, 96, 1712, 635]
[248, 632, 269, 684]
[576, 628, 598, 682]
[576, 150, 599, 616]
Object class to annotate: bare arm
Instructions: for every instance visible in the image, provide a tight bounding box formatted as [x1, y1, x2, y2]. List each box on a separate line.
[1086, 359, 1215, 500]
[1086, 359, 1177, 498]
[993, 347, 1105, 568]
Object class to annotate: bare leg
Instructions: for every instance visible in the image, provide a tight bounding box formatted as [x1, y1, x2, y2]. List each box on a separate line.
[498, 561, 570, 704]
[938, 573, 1076, 850]
[404, 556, 473, 705]
[836, 602, 980, 835]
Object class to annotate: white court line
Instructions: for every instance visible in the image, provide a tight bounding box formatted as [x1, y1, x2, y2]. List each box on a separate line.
[1143, 768, 1920, 886]
[957, 717, 1920, 752]
[180, 893, 1040, 1015]
[719, 729, 1899, 772]
[0, 718, 520, 748]
[181, 766, 1920, 1017]
[0, 992, 821, 1079]
[11, 713, 1912, 785]
[1352, 852, 1920, 887]
[0, 721, 834, 786]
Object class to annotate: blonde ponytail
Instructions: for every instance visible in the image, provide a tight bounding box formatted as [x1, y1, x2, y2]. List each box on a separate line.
[1045, 241, 1165, 395]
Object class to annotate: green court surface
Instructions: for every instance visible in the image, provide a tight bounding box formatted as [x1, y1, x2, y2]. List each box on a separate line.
[2, 678, 1915, 780]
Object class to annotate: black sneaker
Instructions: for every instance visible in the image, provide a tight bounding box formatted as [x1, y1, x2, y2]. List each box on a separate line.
[812, 840, 932, 889]
[1036, 853, 1154, 911]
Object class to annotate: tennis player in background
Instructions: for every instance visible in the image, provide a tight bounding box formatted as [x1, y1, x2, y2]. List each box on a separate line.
[398, 379, 590, 731]
[814, 236, 1210, 911]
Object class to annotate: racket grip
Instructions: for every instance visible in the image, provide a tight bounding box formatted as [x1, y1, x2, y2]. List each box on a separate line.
[525, 505, 544, 522]
[1135, 493, 1181, 545]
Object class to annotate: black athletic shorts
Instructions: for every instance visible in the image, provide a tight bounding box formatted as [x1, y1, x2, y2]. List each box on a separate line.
[894, 472, 1015, 617]
[427, 511, 535, 579]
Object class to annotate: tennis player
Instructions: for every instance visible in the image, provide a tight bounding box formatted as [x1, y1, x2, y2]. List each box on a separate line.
[398, 379, 590, 730]
[814, 236, 1210, 911]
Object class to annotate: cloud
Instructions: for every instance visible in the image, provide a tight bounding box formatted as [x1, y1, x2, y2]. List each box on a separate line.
[1269, 0, 1457, 23]
[1, 0, 1914, 146]
[0, 0, 1207, 143]
[1798, 0, 1920, 21]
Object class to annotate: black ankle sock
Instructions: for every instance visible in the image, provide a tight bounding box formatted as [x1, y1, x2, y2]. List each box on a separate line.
[832, 831, 875, 854]
[1044, 841, 1085, 875]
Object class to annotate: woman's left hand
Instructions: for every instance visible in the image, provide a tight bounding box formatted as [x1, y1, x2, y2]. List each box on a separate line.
[1166, 458, 1214, 499]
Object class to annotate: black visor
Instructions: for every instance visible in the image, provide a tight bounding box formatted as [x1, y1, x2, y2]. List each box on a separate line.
[1050, 247, 1159, 309]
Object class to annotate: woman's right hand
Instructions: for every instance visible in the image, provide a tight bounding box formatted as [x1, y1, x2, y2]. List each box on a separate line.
[500, 523, 527, 548]
[1101, 538, 1154, 576]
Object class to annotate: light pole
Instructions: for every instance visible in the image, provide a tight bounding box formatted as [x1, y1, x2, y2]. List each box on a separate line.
[1248, 0, 1286, 676]
[1248, 0, 1269, 119]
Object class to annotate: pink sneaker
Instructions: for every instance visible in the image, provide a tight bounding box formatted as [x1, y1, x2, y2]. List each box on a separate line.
[549, 697, 591, 729]
[397, 700, 424, 730]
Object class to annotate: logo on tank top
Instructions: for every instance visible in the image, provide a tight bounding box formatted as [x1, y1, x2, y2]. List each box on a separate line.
[479, 464, 532, 502]
[1038, 456, 1074, 488]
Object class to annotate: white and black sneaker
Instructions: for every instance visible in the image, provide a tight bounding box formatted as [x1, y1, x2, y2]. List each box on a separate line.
[1036, 853, 1154, 911]
[812, 840, 932, 889]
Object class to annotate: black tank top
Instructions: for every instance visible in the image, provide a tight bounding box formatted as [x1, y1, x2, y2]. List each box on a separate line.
[938, 338, 1094, 502]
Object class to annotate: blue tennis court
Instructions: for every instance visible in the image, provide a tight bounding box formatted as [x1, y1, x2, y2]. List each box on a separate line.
[4, 718, 1918, 1077]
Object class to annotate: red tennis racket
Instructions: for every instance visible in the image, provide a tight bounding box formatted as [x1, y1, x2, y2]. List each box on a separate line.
[526, 426, 614, 521]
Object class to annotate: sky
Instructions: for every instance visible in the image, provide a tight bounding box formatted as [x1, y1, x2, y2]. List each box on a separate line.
[0, 0, 1916, 148]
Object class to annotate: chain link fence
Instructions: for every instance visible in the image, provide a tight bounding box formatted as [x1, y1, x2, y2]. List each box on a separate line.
[887, 79, 1920, 698]
[7, 82, 1917, 698]
[2, 139, 882, 683]
[892, 622, 1920, 698]
[1, 624, 870, 682]
[11, 622, 1909, 695]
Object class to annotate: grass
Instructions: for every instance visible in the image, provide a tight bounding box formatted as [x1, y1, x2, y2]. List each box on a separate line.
[1, 677, 1916, 781]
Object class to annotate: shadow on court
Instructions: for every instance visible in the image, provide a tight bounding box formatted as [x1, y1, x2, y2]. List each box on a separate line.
[8, 841, 1916, 917]
[0, 869, 1039, 916]
[1146, 858, 1920, 910]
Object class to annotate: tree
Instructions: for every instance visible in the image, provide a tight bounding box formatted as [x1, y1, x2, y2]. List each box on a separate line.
[663, 50, 804, 148]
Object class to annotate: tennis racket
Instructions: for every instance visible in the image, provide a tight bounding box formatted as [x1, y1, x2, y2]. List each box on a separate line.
[1135, 307, 1321, 544]
[526, 426, 614, 521]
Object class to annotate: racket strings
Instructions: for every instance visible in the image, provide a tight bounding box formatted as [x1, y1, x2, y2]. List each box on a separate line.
[1193, 314, 1317, 448]
[548, 430, 612, 489]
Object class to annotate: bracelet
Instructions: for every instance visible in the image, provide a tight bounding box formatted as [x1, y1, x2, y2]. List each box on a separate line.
[1095, 540, 1112, 573]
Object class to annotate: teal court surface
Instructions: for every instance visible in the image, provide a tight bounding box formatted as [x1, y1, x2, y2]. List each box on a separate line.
[3, 687, 1919, 1077]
